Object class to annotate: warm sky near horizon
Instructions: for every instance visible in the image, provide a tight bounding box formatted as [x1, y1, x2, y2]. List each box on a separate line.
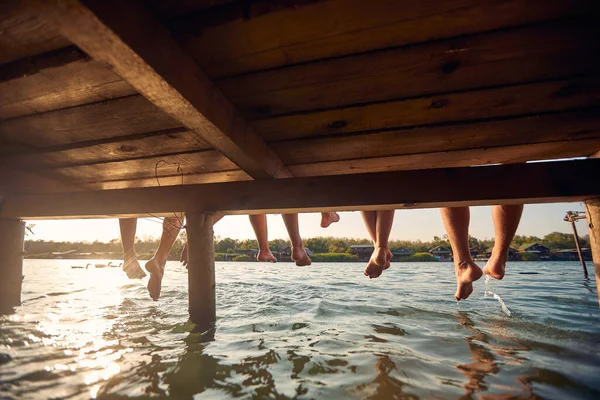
[27, 202, 588, 243]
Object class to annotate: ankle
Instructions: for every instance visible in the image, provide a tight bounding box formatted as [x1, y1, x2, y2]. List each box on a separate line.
[455, 258, 474, 270]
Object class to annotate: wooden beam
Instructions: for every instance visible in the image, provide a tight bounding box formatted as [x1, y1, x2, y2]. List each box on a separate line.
[0, 165, 82, 195]
[31, 0, 290, 179]
[0, 218, 25, 313]
[218, 20, 600, 118]
[2, 159, 599, 219]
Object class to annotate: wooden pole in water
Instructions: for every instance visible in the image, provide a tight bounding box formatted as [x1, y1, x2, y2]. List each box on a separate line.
[585, 199, 600, 307]
[564, 212, 588, 277]
[185, 212, 216, 331]
[0, 219, 25, 313]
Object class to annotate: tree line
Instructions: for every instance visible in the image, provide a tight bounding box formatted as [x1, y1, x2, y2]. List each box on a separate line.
[24, 231, 588, 259]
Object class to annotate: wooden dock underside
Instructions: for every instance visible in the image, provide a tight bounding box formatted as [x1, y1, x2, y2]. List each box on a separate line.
[0, 0, 599, 207]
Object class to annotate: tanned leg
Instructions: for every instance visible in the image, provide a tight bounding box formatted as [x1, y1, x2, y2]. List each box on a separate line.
[320, 212, 340, 228]
[364, 210, 395, 279]
[440, 207, 483, 301]
[281, 213, 311, 266]
[119, 218, 146, 279]
[146, 215, 183, 301]
[484, 204, 524, 280]
[249, 214, 277, 262]
[361, 211, 378, 243]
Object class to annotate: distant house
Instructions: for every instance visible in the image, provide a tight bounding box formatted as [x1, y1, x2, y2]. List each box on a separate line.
[391, 247, 412, 259]
[519, 243, 551, 258]
[429, 246, 452, 260]
[553, 248, 592, 261]
[350, 244, 374, 261]
[484, 247, 520, 261]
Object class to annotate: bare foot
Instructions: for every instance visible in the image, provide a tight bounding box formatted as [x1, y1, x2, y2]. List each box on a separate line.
[145, 258, 165, 301]
[180, 243, 188, 268]
[383, 248, 393, 270]
[257, 249, 277, 263]
[320, 212, 340, 228]
[454, 260, 483, 301]
[364, 247, 388, 279]
[122, 257, 146, 279]
[292, 246, 311, 266]
[483, 250, 507, 280]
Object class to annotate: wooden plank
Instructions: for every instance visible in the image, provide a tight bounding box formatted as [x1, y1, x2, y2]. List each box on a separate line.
[49, 150, 238, 183]
[217, 20, 600, 118]
[146, 0, 238, 17]
[0, 96, 182, 153]
[0, 0, 70, 64]
[5, 128, 210, 169]
[289, 138, 600, 176]
[32, 0, 291, 180]
[0, 165, 81, 195]
[0, 48, 135, 120]
[177, 0, 594, 78]
[2, 159, 600, 219]
[255, 77, 600, 141]
[270, 111, 600, 165]
[85, 170, 251, 190]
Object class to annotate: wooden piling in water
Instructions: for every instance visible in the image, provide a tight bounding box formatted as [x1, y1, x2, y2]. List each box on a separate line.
[585, 199, 600, 307]
[0, 219, 25, 313]
[185, 212, 216, 331]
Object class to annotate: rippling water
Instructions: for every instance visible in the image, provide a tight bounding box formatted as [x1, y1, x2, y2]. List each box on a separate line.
[1, 260, 599, 399]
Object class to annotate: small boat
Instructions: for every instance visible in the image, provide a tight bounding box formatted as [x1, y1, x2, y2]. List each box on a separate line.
[95, 263, 108, 268]
[108, 261, 123, 268]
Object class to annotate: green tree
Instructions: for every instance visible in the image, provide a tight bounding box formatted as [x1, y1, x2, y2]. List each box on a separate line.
[215, 237, 236, 253]
[305, 237, 328, 253]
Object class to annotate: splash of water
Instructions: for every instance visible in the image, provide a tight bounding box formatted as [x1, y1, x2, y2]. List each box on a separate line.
[484, 275, 512, 317]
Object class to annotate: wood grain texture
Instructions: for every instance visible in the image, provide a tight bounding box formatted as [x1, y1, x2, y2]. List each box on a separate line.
[86, 170, 251, 190]
[289, 138, 600, 176]
[5, 128, 210, 169]
[0, 50, 136, 120]
[2, 159, 600, 219]
[33, 0, 291, 179]
[177, 0, 594, 78]
[0, 96, 182, 153]
[50, 150, 239, 183]
[218, 20, 600, 118]
[255, 77, 600, 141]
[0, 0, 70, 64]
[271, 111, 600, 165]
[0, 165, 81, 195]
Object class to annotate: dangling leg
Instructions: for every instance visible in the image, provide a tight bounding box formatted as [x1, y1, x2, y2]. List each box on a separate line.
[440, 207, 483, 301]
[119, 218, 146, 279]
[484, 204, 524, 280]
[146, 215, 184, 301]
[320, 211, 340, 228]
[281, 213, 311, 266]
[249, 214, 277, 262]
[363, 210, 395, 278]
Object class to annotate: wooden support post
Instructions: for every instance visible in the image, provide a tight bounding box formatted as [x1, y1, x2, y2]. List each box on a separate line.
[0, 219, 25, 313]
[185, 212, 216, 331]
[585, 199, 600, 307]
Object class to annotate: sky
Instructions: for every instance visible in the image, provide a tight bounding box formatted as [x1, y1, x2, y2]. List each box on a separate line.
[26, 202, 589, 243]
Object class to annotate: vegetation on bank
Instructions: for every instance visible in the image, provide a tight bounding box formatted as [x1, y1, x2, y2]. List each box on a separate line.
[23, 231, 587, 262]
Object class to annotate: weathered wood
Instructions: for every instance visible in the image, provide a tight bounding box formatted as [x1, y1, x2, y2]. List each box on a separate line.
[49, 150, 239, 183]
[0, 218, 25, 313]
[0, 96, 184, 154]
[146, 0, 237, 17]
[32, 0, 290, 179]
[85, 170, 251, 190]
[585, 198, 600, 306]
[271, 111, 600, 165]
[177, 0, 593, 78]
[5, 128, 209, 169]
[2, 159, 600, 219]
[255, 77, 600, 141]
[0, 50, 135, 120]
[218, 20, 600, 118]
[185, 212, 216, 330]
[0, 0, 70, 64]
[289, 138, 600, 177]
[0, 165, 82, 195]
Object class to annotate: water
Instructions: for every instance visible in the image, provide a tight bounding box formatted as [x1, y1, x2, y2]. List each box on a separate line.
[1, 260, 599, 399]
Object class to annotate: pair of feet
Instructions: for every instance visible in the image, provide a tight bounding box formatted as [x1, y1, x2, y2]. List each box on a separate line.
[454, 251, 507, 301]
[122, 256, 164, 301]
[364, 247, 393, 279]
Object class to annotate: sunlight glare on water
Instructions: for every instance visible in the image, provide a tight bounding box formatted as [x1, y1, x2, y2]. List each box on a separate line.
[1, 260, 599, 399]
